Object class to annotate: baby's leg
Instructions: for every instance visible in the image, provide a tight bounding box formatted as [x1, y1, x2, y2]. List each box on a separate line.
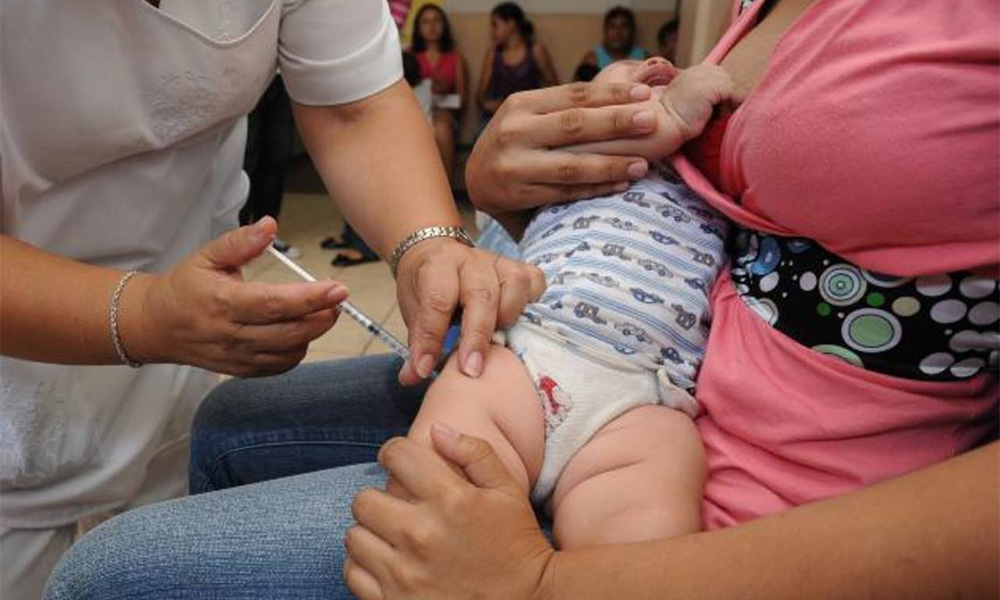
[407, 345, 545, 493]
[550, 405, 704, 549]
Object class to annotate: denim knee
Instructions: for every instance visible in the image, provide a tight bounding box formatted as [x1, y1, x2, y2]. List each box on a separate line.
[43, 509, 159, 600]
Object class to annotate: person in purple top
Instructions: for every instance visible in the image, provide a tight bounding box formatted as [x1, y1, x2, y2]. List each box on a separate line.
[476, 2, 559, 120]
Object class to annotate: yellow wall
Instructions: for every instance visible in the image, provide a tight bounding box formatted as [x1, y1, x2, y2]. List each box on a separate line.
[447, 11, 676, 143]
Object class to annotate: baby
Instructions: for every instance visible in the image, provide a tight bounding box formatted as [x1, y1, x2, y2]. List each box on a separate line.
[407, 58, 734, 548]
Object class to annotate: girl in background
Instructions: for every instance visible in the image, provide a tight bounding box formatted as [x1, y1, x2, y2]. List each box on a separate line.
[410, 4, 468, 187]
[477, 2, 558, 120]
[575, 6, 650, 81]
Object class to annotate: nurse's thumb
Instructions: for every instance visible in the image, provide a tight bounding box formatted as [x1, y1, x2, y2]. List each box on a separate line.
[201, 216, 278, 269]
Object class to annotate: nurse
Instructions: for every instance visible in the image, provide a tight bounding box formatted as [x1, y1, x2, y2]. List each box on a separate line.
[0, 1, 563, 597]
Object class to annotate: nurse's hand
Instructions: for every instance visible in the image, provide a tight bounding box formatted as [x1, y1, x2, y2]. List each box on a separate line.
[466, 81, 657, 233]
[125, 217, 344, 377]
[345, 424, 556, 600]
[394, 238, 545, 386]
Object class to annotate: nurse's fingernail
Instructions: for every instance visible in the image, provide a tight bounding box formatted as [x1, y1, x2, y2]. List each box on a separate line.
[253, 216, 274, 231]
[416, 354, 436, 378]
[614, 181, 631, 193]
[327, 285, 348, 303]
[632, 110, 655, 129]
[627, 161, 648, 179]
[463, 351, 483, 378]
[629, 83, 651, 101]
[432, 422, 460, 440]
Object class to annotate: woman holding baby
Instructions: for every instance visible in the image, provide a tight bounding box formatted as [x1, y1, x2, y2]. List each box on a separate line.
[43, 1, 998, 599]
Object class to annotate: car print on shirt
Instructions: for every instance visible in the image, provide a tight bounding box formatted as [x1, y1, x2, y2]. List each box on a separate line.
[601, 243, 632, 261]
[604, 216, 640, 231]
[532, 252, 561, 266]
[659, 346, 683, 364]
[541, 223, 565, 238]
[622, 190, 651, 208]
[700, 223, 725, 240]
[660, 205, 692, 223]
[686, 246, 717, 267]
[688, 204, 721, 221]
[636, 258, 673, 278]
[614, 321, 650, 343]
[658, 190, 682, 205]
[685, 277, 707, 292]
[672, 303, 697, 330]
[564, 241, 591, 258]
[573, 301, 607, 325]
[572, 215, 601, 230]
[611, 342, 637, 355]
[649, 230, 680, 246]
[630, 287, 664, 305]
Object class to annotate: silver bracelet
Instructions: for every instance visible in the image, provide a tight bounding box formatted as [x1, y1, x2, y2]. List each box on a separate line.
[388, 226, 475, 276]
[110, 270, 142, 368]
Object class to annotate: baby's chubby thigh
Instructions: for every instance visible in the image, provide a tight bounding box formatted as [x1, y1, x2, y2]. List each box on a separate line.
[550, 405, 705, 549]
[407, 344, 546, 494]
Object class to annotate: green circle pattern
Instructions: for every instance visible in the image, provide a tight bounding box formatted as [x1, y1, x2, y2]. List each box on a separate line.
[866, 292, 885, 307]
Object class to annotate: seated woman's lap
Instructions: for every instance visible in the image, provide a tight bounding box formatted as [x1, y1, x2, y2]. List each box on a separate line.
[43, 465, 385, 600]
[190, 354, 428, 493]
[44, 354, 423, 600]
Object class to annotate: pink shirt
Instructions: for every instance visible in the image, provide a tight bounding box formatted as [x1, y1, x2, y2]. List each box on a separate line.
[415, 51, 458, 94]
[680, 0, 1000, 529]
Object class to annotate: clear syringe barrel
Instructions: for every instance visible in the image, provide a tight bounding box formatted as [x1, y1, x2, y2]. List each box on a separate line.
[265, 246, 411, 361]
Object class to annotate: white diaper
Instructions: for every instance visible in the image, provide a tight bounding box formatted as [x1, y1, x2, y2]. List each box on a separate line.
[501, 320, 698, 506]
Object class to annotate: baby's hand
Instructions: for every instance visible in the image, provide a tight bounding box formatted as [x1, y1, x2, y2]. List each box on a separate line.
[657, 64, 735, 143]
[563, 64, 735, 163]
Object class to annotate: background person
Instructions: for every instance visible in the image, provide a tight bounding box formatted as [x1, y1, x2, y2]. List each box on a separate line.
[477, 2, 559, 120]
[657, 18, 679, 62]
[410, 3, 469, 189]
[574, 5, 650, 81]
[239, 73, 301, 259]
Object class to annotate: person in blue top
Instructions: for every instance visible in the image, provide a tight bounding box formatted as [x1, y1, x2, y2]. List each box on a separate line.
[574, 6, 650, 82]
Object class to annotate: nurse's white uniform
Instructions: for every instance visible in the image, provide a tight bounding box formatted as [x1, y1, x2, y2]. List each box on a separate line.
[0, 1, 402, 597]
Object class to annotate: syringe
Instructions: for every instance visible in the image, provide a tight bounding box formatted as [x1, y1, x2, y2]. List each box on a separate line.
[265, 246, 411, 361]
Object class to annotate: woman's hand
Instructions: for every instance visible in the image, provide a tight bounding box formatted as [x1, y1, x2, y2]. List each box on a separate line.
[125, 217, 345, 377]
[394, 238, 545, 385]
[345, 423, 556, 600]
[466, 81, 659, 233]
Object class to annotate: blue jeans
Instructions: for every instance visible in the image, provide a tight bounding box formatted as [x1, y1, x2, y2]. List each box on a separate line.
[43, 355, 428, 600]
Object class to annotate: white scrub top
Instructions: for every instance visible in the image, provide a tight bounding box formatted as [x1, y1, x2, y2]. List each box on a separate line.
[0, 0, 402, 528]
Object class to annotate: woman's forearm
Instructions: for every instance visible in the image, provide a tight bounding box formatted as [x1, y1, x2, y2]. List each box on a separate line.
[0, 235, 149, 364]
[544, 442, 999, 600]
[293, 80, 462, 258]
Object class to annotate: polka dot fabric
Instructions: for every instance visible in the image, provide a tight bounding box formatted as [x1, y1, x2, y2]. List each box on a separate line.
[731, 231, 999, 381]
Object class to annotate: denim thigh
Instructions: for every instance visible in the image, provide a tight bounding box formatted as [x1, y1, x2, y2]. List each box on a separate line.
[190, 354, 428, 493]
[44, 465, 384, 600]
